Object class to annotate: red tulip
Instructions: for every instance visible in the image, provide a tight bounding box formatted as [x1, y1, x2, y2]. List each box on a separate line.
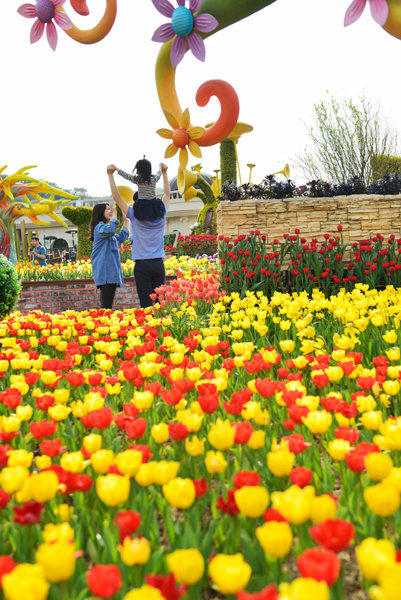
[237, 583, 278, 599]
[86, 564, 122, 598]
[114, 511, 141, 543]
[233, 471, 260, 489]
[145, 573, 186, 600]
[29, 420, 57, 440]
[290, 467, 312, 488]
[309, 519, 355, 553]
[297, 547, 341, 586]
[13, 501, 44, 526]
[0, 556, 15, 587]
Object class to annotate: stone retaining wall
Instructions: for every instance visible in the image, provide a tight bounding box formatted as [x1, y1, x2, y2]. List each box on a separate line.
[216, 195, 401, 249]
[17, 276, 175, 314]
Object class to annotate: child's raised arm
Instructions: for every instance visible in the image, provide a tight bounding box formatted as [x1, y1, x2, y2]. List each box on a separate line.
[160, 163, 170, 210]
[107, 165, 128, 216]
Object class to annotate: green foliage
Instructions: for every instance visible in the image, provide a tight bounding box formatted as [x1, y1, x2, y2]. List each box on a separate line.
[220, 138, 237, 185]
[194, 176, 218, 235]
[371, 154, 401, 181]
[62, 206, 93, 259]
[297, 94, 399, 184]
[0, 255, 21, 319]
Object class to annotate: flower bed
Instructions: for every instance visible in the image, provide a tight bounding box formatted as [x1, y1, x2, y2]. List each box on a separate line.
[16, 256, 218, 283]
[1, 282, 401, 598]
[219, 228, 401, 297]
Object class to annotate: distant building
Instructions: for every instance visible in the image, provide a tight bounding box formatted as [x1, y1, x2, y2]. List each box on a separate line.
[15, 174, 212, 259]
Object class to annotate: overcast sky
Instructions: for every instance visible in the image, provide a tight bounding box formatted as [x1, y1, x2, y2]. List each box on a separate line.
[1, 0, 400, 196]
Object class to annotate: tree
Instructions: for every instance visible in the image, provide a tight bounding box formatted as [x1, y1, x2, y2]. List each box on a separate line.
[296, 95, 400, 184]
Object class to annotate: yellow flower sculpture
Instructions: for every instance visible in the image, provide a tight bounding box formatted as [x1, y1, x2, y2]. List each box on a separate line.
[157, 108, 204, 169]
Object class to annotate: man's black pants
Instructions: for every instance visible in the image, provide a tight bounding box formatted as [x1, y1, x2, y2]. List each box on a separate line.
[134, 258, 165, 308]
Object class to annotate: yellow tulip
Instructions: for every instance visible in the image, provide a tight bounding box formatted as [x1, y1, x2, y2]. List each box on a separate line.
[310, 494, 337, 524]
[162, 478, 196, 509]
[302, 411, 332, 434]
[361, 411, 383, 431]
[152, 461, 180, 485]
[382, 380, 400, 396]
[247, 430, 266, 450]
[83, 433, 102, 454]
[383, 330, 398, 344]
[2, 564, 49, 600]
[0, 466, 29, 494]
[7, 449, 33, 469]
[91, 450, 115, 474]
[135, 463, 155, 487]
[256, 521, 293, 558]
[116, 450, 143, 477]
[205, 450, 227, 473]
[36, 540, 75, 582]
[234, 486, 269, 518]
[356, 537, 396, 581]
[29, 471, 59, 503]
[377, 563, 401, 600]
[60, 451, 85, 474]
[96, 474, 130, 506]
[279, 577, 329, 600]
[328, 439, 351, 461]
[43, 522, 74, 543]
[123, 586, 165, 600]
[267, 449, 295, 477]
[209, 554, 251, 595]
[167, 549, 205, 584]
[208, 418, 236, 450]
[118, 536, 151, 566]
[151, 423, 169, 444]
[365, 453, 394, 481]
[271, 485, 314, 524]
[185, 435, 205, 456]
[364, 483, 400, 517]
[385, 347, 400, 362]
[16, 405, 33, 421]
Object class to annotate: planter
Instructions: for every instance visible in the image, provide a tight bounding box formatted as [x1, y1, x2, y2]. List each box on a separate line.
[17, 276, 176, 314]
[216, 194, 401, 256]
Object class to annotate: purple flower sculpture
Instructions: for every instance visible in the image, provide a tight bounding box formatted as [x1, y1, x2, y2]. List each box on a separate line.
[17, 0, 73, 51]
[152, 0, 218, 68]
[344, 0, 389, 27]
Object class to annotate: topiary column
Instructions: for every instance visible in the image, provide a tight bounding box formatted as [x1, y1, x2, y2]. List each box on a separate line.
[61, 206, 93, 259]
[220, 138, 237, 185]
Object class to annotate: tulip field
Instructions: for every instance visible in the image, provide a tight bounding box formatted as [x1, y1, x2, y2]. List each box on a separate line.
[1, 261, 401, 600]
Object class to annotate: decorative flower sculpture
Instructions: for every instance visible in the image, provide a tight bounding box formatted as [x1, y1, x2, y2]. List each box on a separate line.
[70, 0, 89, 15]
[152, 0, 218, 68]
[157, 108, 204, 168]
[344, 0, 389, 27]
[17, 0, 73, 51]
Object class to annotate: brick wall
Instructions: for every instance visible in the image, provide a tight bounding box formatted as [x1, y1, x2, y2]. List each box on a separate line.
[17, 276, 175, 314]
[216, 195, 401, 252]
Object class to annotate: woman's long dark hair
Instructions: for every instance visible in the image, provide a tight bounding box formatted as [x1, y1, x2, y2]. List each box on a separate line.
[89, 203, 108, 241]
[134, 158, 152, 184]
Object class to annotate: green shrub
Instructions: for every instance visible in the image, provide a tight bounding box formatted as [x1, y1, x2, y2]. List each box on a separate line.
[0, 255, 21, 319]
[371, 154, 401, 181]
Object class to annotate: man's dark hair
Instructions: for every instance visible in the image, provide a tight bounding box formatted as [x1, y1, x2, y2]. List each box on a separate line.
[31, 236, 39, 242]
